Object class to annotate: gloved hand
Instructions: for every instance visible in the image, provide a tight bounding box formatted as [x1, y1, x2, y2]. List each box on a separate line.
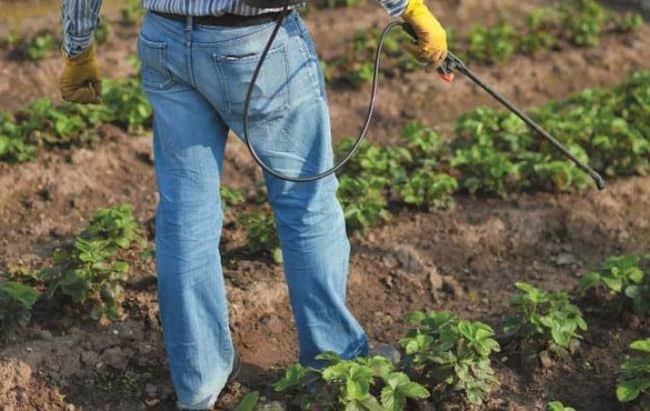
[402, 0, 448, 67]
[59, 44, 102, 104]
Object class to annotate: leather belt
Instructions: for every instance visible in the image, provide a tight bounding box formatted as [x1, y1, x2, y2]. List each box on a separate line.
[151, 10, 286, 27]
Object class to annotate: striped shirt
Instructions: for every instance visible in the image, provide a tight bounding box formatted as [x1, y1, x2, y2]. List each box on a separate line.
[62, 0, 409, 56]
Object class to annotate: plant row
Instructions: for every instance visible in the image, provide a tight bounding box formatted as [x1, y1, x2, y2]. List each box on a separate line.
[266, 255, 650, 410]
[0, 77, 150, 162]
[324, 0, 643, 86]
[2, 70, 648, 245]
[338, 70, 649, 231]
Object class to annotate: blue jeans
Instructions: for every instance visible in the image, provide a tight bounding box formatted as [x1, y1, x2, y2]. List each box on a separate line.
[137, 11, 368, 409]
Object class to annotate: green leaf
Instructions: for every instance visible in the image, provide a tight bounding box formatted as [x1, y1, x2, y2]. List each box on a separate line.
[616, 381, 641, 402]
[273, 363, 310, 392]
[399, 381, 429, 399]
[234, 391, 259, 411]
[360, 396, 383, 411]
[602, 276, 623, 293]
[578, 271, 602, 293]
[0, 281, 39, 307]
[547, 401, 576, 411]
[380, 385, 405, 411]
[323, 362, 350, 382]
[316, 351, 342, 363]
[630, 339, 650, 353]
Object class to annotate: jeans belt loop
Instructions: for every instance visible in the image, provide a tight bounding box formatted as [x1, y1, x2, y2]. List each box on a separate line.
[185, 15, 193, 33]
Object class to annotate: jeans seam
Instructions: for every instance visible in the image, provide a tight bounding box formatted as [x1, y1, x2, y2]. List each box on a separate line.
[294, 35, 320, 98]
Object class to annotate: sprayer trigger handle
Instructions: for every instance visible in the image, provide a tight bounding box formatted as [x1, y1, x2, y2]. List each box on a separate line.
[438, 72, 455, 82]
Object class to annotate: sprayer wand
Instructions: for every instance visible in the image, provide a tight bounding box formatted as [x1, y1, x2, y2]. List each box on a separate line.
[428, 46, 606, 190]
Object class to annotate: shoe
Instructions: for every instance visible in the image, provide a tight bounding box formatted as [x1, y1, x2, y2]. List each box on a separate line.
[178, 350, 241, 411]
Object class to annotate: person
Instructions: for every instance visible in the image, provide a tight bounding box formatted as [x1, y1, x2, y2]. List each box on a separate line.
[60, 0, 447, 409]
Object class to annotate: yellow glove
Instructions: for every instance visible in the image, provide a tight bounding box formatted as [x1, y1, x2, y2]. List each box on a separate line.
[402, 0, 448, 67]
[59, 44, 102, 104]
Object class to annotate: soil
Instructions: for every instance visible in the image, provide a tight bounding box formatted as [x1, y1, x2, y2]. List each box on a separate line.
[0, 1, 649, 410]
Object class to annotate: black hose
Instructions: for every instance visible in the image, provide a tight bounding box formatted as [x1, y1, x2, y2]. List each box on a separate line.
[242, 5, 404, 183]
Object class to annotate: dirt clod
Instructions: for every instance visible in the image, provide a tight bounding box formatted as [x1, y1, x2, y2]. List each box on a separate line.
[80, 350, 100, 368]
[392, 244, 427, 274]
[258, 400, 287, 411]
[144, 383, 157, 398]
[539, 351, 555, 370]
[101, 346, 131, 371]
[553, 252, 580, 267]
[0, 358, 31, 408]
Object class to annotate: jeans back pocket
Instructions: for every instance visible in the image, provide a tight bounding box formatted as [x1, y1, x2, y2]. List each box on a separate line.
[213, 45, 290, 120]
[138, 35, 174, 91]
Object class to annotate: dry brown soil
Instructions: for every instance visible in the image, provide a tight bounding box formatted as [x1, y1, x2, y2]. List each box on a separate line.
[0, 1, 649, 410]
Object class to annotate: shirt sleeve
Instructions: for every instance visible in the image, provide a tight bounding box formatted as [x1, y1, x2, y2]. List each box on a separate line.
[61, 0, 103, 56]
[376, 0, 408, 17]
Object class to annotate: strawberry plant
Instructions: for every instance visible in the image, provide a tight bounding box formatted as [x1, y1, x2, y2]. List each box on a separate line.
[0, 33, 18, 50]
[466, 22, 517, 64]
[337, 122, 456, 230]
[0, 111, 38, 162]
[121, 0, 144, 24]
[94, 19, 112, 45]
[220, 186, 245, 211]
[504, 282, 587, 369]
[274, 352, 429, 410]
[451, 141, 517, 196]
[102, 78, 153, 133]
[327, 27, 419, 87]
[617, 13, 644, 31]
[0, 280, 39, 338]
[25, 32, 57, 60]
[562, 0, 605, 47]
[41, 204, 142, 320]
[396, 124, 457, 208]
[401, 120, 445, 159]
[338, 174, 391, 233]
[617, 339, 650, 408]
[579, 255, 649, 314]
[401, 311, 500, 406]
[398, 169, 457, 209]
[234, 391, 260, 411]
[346, 61, 375, 88]
[220, 186, 245, 204]
[238, 210, 282, 264]
[518, 8, 560, 54]
[84, 204, 142, 248]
